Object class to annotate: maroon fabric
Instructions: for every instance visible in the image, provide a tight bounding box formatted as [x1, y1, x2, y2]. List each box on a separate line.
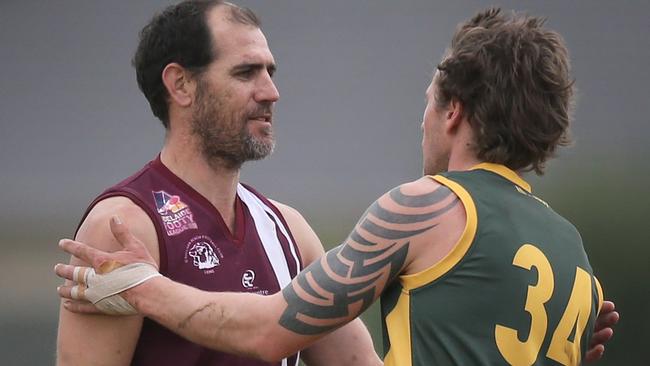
[77, 156, 301, 366]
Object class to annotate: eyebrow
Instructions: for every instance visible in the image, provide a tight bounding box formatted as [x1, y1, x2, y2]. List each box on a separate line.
[231, 62, 277, 75]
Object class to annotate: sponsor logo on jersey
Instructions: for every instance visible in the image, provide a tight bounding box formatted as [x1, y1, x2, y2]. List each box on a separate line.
[184, 235, 224, 274]
[241, 269, 268, 294]
[242, 269, 256, 288]
[152, 190, 198, 236]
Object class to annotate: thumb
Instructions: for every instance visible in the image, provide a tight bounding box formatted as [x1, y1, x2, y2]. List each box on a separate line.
[110, 215, 135, 249]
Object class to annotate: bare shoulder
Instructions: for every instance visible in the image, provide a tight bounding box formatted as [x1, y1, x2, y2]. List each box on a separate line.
[268, 199, 301, 220]
[352, 177, 464, 275]
[383, 176, 467, 274]
[75, 196, 160, 266]
[375, 176, 458, 213]
[392, 175, 448, 197]
[268, 199, 325, 266]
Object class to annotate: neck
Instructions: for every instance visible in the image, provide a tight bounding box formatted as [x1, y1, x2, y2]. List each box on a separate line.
[446, 124, 482, 172]
[160, 131, 240, 231]
[447, 148, 481, 172]
[445, 130, 524, 180]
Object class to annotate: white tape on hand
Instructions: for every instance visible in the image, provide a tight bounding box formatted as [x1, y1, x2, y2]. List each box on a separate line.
[70, 284, 86, 300]
[95, 295, 141, 315]
[82, 263, 161, 315]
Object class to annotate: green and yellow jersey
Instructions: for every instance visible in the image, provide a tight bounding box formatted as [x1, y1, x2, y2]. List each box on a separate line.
[381, 163, 603, 366]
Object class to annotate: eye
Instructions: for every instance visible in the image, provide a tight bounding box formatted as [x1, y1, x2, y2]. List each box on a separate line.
[236, 68, 256, 79]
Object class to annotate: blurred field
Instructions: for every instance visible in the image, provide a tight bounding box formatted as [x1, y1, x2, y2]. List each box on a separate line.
[1, 239, 63, 365]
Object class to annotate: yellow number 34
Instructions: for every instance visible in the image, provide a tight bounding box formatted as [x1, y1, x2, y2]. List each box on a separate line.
[495, 244, 600, 366]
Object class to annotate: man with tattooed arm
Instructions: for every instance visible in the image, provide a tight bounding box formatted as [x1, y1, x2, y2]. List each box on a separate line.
[55, 8, 618, 365]
[55, 1, 380, 365]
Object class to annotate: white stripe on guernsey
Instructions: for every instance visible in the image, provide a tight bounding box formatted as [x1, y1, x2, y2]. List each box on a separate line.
[259, 202, 301, 273]
[236, 184, 299, 285]
[237, 185, 300, 366]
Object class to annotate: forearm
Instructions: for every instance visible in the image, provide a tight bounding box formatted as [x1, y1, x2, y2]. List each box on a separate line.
[126, 276, 304, 362]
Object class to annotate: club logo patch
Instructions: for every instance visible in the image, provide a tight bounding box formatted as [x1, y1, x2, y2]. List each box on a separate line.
[185, 236, 224, 274]
[153, 190, 198, 236]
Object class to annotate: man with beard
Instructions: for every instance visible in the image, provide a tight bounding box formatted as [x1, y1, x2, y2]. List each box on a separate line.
[55, 1, 380, 366]
[56, 7, 619, 366]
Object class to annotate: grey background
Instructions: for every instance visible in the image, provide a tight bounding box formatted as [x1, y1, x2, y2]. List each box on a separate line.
[1, 1, 648, 364]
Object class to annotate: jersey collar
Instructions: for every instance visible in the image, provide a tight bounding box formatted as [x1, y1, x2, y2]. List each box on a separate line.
[470, 163, 532, 193]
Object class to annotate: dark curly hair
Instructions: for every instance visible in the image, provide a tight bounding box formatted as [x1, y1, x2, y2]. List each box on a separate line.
[133, 0, 260, 128]
[435, 8, 574, 174]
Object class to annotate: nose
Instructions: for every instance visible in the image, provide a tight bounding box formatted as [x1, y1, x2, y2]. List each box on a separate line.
[255, 72, 280, 103]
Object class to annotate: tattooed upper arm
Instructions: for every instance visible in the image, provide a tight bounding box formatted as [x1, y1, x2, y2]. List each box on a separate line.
[280, 179, 460, 335]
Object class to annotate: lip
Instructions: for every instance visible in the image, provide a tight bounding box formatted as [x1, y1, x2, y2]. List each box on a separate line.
[249, 115, 272, 124]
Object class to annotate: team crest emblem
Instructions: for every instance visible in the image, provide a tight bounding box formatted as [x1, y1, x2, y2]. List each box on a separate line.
[185, 236, 224, 273]
[152, 190, 198, 236]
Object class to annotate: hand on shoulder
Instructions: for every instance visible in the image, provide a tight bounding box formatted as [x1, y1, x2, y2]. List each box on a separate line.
[74, 196, 160, 268]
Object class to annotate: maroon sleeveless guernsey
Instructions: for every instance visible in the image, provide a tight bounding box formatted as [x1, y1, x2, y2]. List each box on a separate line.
[78, 156, 302, 366]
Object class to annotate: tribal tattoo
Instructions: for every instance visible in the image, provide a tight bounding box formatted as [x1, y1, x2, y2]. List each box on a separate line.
[280, 183, 459, 335]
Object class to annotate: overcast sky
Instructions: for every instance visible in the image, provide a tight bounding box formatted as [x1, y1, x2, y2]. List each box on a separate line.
[1, 0, 648, 239]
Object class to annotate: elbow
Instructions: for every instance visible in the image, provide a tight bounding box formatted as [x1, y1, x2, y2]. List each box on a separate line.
[204, 294, 300, 362]
[254, 342, 295, 363]
[246, 325, 298, 363]
[253, 348, 284, 363]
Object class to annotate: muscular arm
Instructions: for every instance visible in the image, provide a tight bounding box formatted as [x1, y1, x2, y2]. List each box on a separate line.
[56, 197, 159, 365]
[271, 201, 382, 366]
[102, 179, 455, 361]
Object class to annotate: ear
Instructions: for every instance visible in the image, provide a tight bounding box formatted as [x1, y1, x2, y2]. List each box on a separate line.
[444, 98, 464, 134]
[161, 63, 195, 108]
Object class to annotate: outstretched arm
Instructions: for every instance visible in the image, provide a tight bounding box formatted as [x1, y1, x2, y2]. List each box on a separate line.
[57, 180, 454, 361]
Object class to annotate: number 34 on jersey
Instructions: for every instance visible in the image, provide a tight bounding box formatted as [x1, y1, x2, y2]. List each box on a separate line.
[495, 243, 603, 366]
